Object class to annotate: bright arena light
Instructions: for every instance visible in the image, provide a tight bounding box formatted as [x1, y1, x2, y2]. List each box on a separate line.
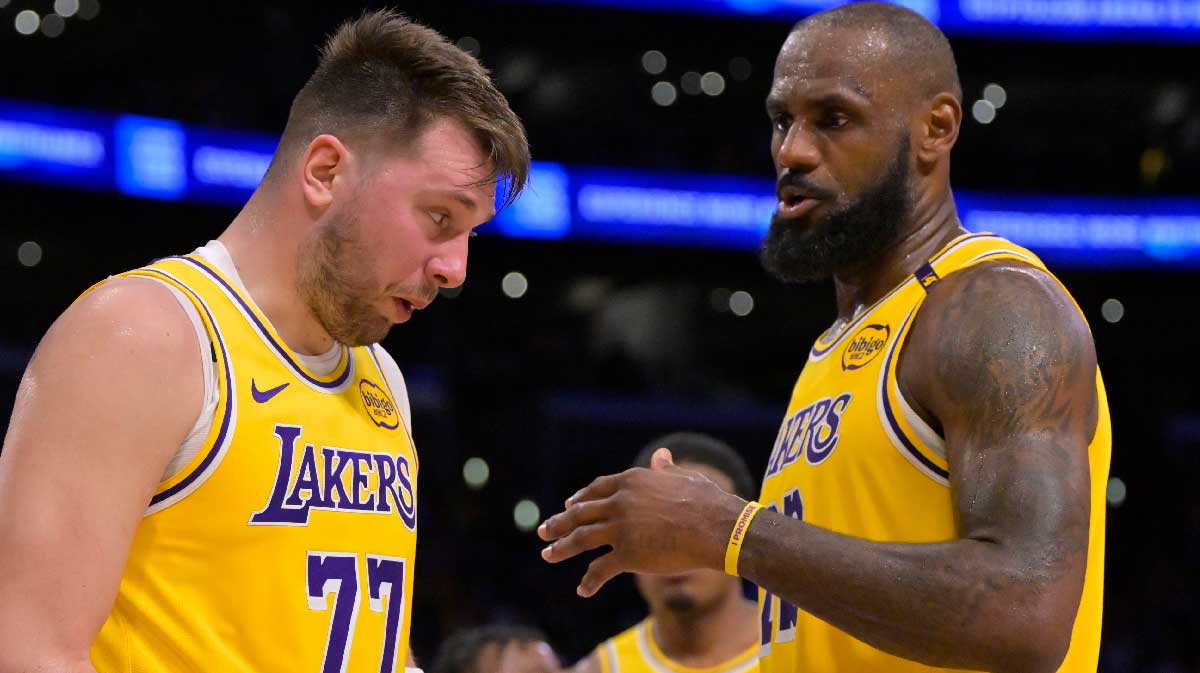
[729, 290, 754, 317]
[1101, 298, 1125, 323]
[502, 271, 529, 299]
[700, 71, 726, 96]
[651, 81, 677, 107]
[1106, 477, 1127, 507]
[983, 83, 1008, 109]
[513, 499, 541, 532]
[641, 50, 667, 75]
[15, 10, 40, 35]
[17, 241, 43, 267]
[54, 0, 80, 18]
[972, 99, 997, 124]
[462, 457, 490, 490]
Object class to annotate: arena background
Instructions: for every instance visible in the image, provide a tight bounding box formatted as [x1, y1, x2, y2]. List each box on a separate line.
[1, 0, 1198, 669]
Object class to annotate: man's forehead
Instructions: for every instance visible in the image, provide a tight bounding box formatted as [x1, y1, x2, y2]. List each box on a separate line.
[771, 25, 894, 97]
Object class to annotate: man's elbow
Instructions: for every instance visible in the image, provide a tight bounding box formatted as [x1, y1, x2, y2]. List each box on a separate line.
[994, 599, 1076, 673]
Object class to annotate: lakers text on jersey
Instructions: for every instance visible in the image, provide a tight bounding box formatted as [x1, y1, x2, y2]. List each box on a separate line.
[88, 254, 419, 673]
[756, 233, 1111, 673]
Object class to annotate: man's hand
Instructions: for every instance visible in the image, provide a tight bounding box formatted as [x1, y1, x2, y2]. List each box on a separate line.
[537, 448, 746, 597]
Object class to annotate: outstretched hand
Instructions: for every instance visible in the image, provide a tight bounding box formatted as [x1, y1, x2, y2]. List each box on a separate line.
[537, 448, 746, 597]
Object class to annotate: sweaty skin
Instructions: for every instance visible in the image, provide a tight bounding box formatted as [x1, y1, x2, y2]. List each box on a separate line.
[538, 7, 1099, 673]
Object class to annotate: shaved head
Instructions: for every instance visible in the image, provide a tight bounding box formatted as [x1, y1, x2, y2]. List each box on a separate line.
[791, 2, 961, 105]
[761, 2, 965, 283]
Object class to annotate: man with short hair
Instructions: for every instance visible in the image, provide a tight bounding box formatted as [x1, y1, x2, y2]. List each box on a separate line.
[0, 10, 528, 672]
[431, 624, 561, 673]
[539, 4, 1109, 673]
[572, 433, 759, 673]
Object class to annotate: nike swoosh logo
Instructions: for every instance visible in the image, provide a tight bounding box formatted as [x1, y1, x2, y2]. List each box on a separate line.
[251, 379, 289, 404]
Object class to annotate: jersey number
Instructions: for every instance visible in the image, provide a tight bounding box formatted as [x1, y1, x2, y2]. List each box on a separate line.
[307, 552, 407, 673]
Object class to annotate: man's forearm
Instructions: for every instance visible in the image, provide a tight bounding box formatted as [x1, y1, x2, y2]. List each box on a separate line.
[739, 510, 1072, 673]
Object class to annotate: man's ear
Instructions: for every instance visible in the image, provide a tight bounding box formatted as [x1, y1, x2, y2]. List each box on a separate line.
[300, 134, 353, 210]
[914, 93, 962, 168]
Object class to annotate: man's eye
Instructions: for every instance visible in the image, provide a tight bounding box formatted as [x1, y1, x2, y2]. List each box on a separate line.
[430, 211, 448, 226]
[772, 114, 791, 132]
[822, 114, 850, 130]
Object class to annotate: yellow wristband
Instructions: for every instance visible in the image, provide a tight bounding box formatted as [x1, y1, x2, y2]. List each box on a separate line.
[724, 501, 763, 576]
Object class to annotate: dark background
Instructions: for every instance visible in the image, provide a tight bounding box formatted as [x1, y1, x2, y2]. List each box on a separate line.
[1, 1, 1198, 670]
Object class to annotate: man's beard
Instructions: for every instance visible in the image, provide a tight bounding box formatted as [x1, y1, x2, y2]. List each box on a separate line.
[760, 137, 913, 284]
[296, 207, 392, 347]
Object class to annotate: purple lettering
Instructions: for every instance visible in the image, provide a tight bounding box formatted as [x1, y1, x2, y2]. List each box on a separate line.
[285, 443, 325, 509]
[374, 454, 396, 514]
[321, 447, 351, 506]
[249, 424, 310, 525]
[783, 488, 804, 520]
[395, 457, 417, 529]
[780, 406, 814, 469]
[808, 393, 851, 464]
[341, 451, 376, 512]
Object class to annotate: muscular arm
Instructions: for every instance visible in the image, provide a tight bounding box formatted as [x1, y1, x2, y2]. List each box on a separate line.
[737, 262, 1097, 672]
[540, 262, 1098, 673]
[0, 279, 202, 672]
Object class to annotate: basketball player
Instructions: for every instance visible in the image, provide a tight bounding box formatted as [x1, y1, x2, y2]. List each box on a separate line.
[538, 4, 1109, 673]
[0, 11, 528, 672]
[431, 624, 561, 673]
[571, 433, 759, 673]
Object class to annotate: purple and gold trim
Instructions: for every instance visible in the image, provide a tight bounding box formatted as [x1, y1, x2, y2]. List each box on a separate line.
[368, 344, 418, 473]
[174, 255, 353, 392]
[810, 232, 1003, 361]
[877, 308, 950, 485]
[135, 267, 238, 512]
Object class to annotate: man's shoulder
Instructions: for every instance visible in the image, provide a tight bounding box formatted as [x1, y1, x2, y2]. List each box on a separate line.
[57, 275, 197, 355]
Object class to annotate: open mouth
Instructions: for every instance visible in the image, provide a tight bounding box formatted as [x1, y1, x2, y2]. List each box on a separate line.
[778, 193, 820, 218]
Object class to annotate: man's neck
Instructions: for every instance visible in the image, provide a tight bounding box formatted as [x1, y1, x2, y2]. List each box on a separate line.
[831, 192, 965, 320]
[651, 589, 759, 665]
[217, 195, 336, 356]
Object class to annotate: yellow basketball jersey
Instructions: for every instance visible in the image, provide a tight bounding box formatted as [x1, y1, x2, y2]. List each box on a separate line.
[595, 618, 760, 673]
[88, 254, 419, 672]
[756, 233, 1110, 672]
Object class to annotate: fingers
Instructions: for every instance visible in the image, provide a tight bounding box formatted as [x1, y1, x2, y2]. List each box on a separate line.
[649, 447, 675, 471]
[541, 522, 612, 563]
[577, 552, 624, 598]
[565, 473, 621, 509]
[538, 498, 610, 542]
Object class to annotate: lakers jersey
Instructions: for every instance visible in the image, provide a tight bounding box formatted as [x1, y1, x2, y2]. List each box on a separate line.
[88, 253, 419, 672]
[756, 233, 1111, 672]
[595, 618, 760, 673]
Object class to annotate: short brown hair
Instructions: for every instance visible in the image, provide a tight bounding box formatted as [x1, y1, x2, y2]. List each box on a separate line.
[270, 10, 530, 206]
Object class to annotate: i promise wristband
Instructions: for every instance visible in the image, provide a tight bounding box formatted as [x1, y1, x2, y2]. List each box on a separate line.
[724, 501, 764, 576]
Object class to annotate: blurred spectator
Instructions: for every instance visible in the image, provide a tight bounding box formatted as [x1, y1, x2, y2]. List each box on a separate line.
[431, 624, 561, 673]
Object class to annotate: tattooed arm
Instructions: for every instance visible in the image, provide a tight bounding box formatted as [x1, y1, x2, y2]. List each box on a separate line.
[735, 261, 1098, 672]
[539, 261, 1098, 673]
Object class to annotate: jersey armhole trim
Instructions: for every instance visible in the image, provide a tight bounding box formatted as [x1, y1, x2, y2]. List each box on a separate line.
[599, 641, 617, 673]
[877, 305, 951, 486]
[121, 265, 238, 516]
[367, 345, 419, 475]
